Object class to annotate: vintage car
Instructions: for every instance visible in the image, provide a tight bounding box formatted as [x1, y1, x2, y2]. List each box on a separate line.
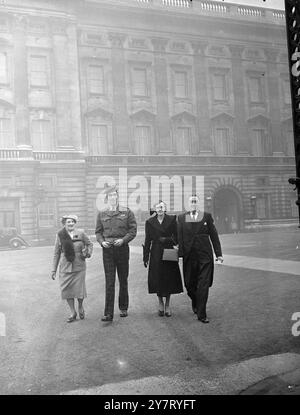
[0, 227, 30, 249]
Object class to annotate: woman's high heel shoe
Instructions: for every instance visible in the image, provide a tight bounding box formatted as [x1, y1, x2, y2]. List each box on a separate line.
[67, 313, 77, 323]
[79, 308, 85, 320]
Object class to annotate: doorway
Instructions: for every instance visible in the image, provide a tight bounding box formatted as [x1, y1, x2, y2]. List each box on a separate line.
[213, 187, 241, 234]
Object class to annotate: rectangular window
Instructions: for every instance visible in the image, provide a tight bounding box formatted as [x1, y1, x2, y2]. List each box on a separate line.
[175, 71, 188, 98]
[283, 79, 291, 104]
[135, 125, 151, 155]
[249, 77, 263, 103]
[0, 52, 8, 84]
[214, 128, 230, 155]
[176, 127, 191, 155]
[38, 200, 56, 228]
[90, 124, 108, 154]
[252, 129, 268, 156]
[31, 120, 52, 150]
[213, 74, 227, 101]
[29, 56, 48, 87]
[87, 65, 104, 95]
[133, 68, 147, 97]
[0, 117, 14, 147]
[256, 197, 267, 219]
[286, 130, 294, 156]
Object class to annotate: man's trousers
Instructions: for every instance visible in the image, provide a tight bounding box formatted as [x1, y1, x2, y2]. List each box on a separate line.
[102, 244, 129, 317]
[185, 258, 212, 320]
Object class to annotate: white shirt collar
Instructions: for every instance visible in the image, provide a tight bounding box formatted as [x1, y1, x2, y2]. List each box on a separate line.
[190, 211, 198, 219]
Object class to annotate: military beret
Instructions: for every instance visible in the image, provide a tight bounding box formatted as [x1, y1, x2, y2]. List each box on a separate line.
[102, 185, 118, 195]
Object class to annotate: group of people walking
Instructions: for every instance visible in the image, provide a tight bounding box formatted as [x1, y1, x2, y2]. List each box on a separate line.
[51, 186, 223, 324]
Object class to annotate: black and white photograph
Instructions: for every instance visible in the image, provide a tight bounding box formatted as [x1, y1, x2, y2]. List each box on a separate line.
[0, 0, 300, 398]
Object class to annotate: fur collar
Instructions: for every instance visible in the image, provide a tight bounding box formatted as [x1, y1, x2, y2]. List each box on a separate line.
[58, 227, 75, 262]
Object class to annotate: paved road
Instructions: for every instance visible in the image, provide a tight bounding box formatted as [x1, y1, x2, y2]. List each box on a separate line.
[0, 229, 299, 395]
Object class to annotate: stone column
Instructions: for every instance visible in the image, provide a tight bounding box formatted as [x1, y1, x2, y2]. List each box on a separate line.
[151, 37, 172, 153]
[13, 15, 30, 148]
[52, 19, 73, 148]
[229, 45, 248, 154]
[264, 48, 283, 155]
[109, 33, 130, 153]
[191, 41, 212, 153]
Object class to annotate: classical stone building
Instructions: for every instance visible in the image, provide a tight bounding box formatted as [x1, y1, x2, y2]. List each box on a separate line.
[0, 0, 297, 241]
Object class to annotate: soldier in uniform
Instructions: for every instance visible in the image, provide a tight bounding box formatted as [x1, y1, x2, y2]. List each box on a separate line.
[95, 186, 137, 322]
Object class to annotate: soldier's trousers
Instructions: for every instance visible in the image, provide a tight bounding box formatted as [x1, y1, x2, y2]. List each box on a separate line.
[102, 244, 129, 317]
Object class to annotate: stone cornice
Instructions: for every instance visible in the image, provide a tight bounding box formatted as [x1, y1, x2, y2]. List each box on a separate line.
[228, 44, 245, 59]
[190, 40, 208, 56]
[151, 37, 168, 52]
[108, 32, 126, 48]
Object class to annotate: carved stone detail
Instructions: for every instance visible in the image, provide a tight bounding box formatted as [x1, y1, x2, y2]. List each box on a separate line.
[108, 33, 126, 48]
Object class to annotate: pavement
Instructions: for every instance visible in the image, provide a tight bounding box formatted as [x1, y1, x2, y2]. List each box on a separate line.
[1, 227, 300, 396]
[62, 238, 300, 396]
[62, 353, 300, 395]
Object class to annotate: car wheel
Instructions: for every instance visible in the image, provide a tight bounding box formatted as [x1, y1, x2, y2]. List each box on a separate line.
[10, 239, 22, 249]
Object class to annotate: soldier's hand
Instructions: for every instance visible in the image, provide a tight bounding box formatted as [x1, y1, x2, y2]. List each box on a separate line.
[51, 271, 56, 280]
[101, 241, 111, 249]
[216, 256, 224, 264]
[144, 261, 148, 268]
[114, 239, 124, 247]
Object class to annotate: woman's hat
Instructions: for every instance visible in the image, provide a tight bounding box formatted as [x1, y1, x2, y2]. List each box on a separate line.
[61, 214, 78, 224]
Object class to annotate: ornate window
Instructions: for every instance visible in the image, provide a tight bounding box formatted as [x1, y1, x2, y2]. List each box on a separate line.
[38, 200, 56, 228]
[89, 124, 108, 155]
[214, 128, 231, 155]
[176, 126, 191, 155]
[132, 68, 148, 97]
[282, 78, 291, 105]
[252, 129, 268, 156]
[0, 116, 14, 147]
[248, 116, 270, 156]
[87, 65, 105, 95]
[212, 74, 227, 102]
[247, 75, 264, 104]
[134, 125, 151, 155]
[174, 71, 188, 98]
[31, 119, 53, 150]
[0, 52, 8, 84]
[29, 55, 49, 88]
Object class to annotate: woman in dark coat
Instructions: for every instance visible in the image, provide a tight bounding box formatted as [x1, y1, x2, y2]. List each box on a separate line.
[143, 201, 183, 317]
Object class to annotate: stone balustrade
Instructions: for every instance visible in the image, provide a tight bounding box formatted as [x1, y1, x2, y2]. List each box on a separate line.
[123, 0, 285, 22]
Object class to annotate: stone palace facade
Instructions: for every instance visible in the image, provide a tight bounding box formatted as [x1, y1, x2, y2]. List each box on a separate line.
[0, 0, 297, 241]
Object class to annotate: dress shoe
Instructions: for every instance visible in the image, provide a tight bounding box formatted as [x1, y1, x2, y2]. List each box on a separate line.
[120, 310, 128, 317]
[79, 308, 85, 320]
[101, 315, 113, 322]
[67, 313, 77, 323]
[158, 310, 164, 317]
[165, 311, 172, 317]
[198, 317, 209, 323]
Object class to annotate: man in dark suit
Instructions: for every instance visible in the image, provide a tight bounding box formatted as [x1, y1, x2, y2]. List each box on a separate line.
[177, 194, 223, 323]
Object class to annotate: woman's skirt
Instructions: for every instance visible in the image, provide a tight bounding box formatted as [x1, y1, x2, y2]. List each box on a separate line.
[59, 269, 87, 300]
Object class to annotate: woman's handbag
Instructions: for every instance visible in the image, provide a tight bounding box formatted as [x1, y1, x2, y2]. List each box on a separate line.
[162, 248, 179, 262]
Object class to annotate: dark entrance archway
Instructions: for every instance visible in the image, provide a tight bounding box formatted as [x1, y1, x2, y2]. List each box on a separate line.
[213, 187, 241, 234]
